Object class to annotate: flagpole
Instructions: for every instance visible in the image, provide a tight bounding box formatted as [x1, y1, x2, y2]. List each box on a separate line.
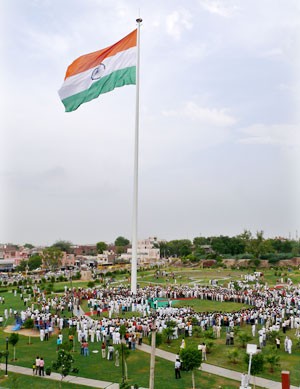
[131, 17, 142, 295]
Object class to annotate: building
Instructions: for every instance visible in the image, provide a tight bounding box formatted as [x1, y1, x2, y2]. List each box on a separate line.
[120, 237, 160, 265]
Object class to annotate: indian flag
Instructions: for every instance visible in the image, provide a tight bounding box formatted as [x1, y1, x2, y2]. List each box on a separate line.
[58, 29, 137, 112]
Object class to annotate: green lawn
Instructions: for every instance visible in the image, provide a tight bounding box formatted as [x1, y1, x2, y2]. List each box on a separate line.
[0, 372, 94, 389]
[1, 266, 300, 387]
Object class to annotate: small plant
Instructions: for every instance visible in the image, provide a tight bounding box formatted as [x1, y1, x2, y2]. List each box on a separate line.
[227, 348, 239, 364]
[23, 318, 34, 329]
[120, 381, 131, 389]
[45, 367, 51, 376]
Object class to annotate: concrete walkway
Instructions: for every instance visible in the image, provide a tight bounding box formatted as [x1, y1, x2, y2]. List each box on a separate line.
[136, 343, 299, 389]
[1, 338, 298, 388]
[0, 363, 119, 389]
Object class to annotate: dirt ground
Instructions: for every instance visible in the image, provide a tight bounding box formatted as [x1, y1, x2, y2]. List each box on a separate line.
[3, 325, 40, 337]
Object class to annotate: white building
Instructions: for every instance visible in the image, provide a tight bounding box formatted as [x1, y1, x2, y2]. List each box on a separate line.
[120, 237, 160, 265]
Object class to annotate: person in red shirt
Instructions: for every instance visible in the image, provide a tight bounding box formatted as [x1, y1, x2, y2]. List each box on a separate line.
[39, 357, 45, 376]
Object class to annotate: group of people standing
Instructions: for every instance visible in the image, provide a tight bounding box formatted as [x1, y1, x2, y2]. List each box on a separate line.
[32, 355, 45, 376]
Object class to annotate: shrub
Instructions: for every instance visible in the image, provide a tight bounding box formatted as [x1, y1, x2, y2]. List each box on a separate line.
[227, 348, 239, 364]
[45, 367, 51, 376]
[23, 318, 34, 329]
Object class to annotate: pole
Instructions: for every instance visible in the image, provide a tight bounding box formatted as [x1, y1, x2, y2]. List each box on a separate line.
[5, 336, 8, 377]
[121, 343, 125, 383]
[247, 352, 253, 387]
[131, 17, 142, 295]
[149, 320, 156, 389]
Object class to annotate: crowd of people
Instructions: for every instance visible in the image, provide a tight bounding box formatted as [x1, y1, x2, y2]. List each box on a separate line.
[1, 275, 300, 373]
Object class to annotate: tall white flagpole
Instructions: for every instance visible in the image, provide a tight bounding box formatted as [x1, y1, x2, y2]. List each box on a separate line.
[131, 17, 142, 295]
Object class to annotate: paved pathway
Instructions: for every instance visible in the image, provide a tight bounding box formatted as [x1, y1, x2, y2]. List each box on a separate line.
[136, 343, 299, 389]
[0, 363, 118, 389]
[1, 344, 299, 389]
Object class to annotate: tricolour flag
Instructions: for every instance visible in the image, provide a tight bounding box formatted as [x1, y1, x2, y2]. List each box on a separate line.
[58, 29, 137, 112]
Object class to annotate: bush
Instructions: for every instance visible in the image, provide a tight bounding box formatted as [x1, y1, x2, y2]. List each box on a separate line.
[120, 381, 131, 389]
[227, 348, 239, 364]
[23, 318, 34, 329]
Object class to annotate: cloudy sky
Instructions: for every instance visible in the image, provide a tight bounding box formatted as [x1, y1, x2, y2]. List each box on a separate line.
[1, 0, 300, 246]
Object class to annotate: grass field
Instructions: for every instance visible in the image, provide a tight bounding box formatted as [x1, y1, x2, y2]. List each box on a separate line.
[0, 266, 300, 387]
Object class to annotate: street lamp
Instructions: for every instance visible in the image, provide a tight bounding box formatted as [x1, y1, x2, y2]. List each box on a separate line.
[5, 336, 9, 377]
[149, 318, 157, 389]
[240, 344, 257, 389]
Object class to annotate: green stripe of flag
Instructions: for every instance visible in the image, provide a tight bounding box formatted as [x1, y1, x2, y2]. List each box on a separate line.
[62, 66, 136, 112]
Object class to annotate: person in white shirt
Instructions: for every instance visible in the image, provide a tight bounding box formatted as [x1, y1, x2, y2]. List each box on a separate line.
[175, 359, 181, 379]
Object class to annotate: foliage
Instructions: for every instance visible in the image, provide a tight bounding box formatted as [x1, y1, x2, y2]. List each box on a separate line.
[96, 241, 108, 254]
[267, 331, 279, 345]
[180, 346, 202, 389]
[245, 352, 264, 376]
[163, 326, 175, 344]
[9, 333, 19, 361]
[203, 328, 215, 340]
[52, 240, 72, 254]
[119, 324, 127, 338]
[23, 318, 34, 329]
[192, 326, 203, 338]
[120, 381, 131, 389]
[115, 236, 130, 247]
[227, 348, 240, 364]
[24, 243, 34, 249]
[52, 349, 75, 380]
[9, 333, 19, 347]
[180, 346, 202, 371]
[264, 347, 280, 372]
[238, 331, 252, 348]
[42, 247, 63, 271]
[148, 332, 163, 348]
[28, 254, 42, 270]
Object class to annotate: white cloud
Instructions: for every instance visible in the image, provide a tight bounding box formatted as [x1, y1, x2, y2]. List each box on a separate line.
[238, 123, 300, 147]
[166, 8, 193, 40]
[198, 0, 239, 18]
[163, 101, 237, 127]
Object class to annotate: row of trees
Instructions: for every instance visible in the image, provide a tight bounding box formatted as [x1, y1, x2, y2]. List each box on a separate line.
[156, 230, 300, 261]
[15, 231, 300, 271]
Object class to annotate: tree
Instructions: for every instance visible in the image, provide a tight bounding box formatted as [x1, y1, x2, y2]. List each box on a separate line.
[52, 349, 75, 387]
[96, 241, 108, 254]
[163, 327, 175, 344]
[42, 247, 63, 271]
[9, 333, 19, 361]
[24, 243, 34, 249]
[23, 318, 34, 344]
[193, 236, 210, 247]
[16, 260, 28, 272]
[180, 346, 202, 389]
[115, 236, 130, 247]
[245, 352, 264, 389]
[166, 239, 192, 257]
[227, 348, 239, 364]
[28, 254, 42, 270]
[264, 347, 280, 372]
[148, 332, 163, 348]
[238, 332, 252, 348]
[247, 231, 273, 259]
[52, 240, 72, 254]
